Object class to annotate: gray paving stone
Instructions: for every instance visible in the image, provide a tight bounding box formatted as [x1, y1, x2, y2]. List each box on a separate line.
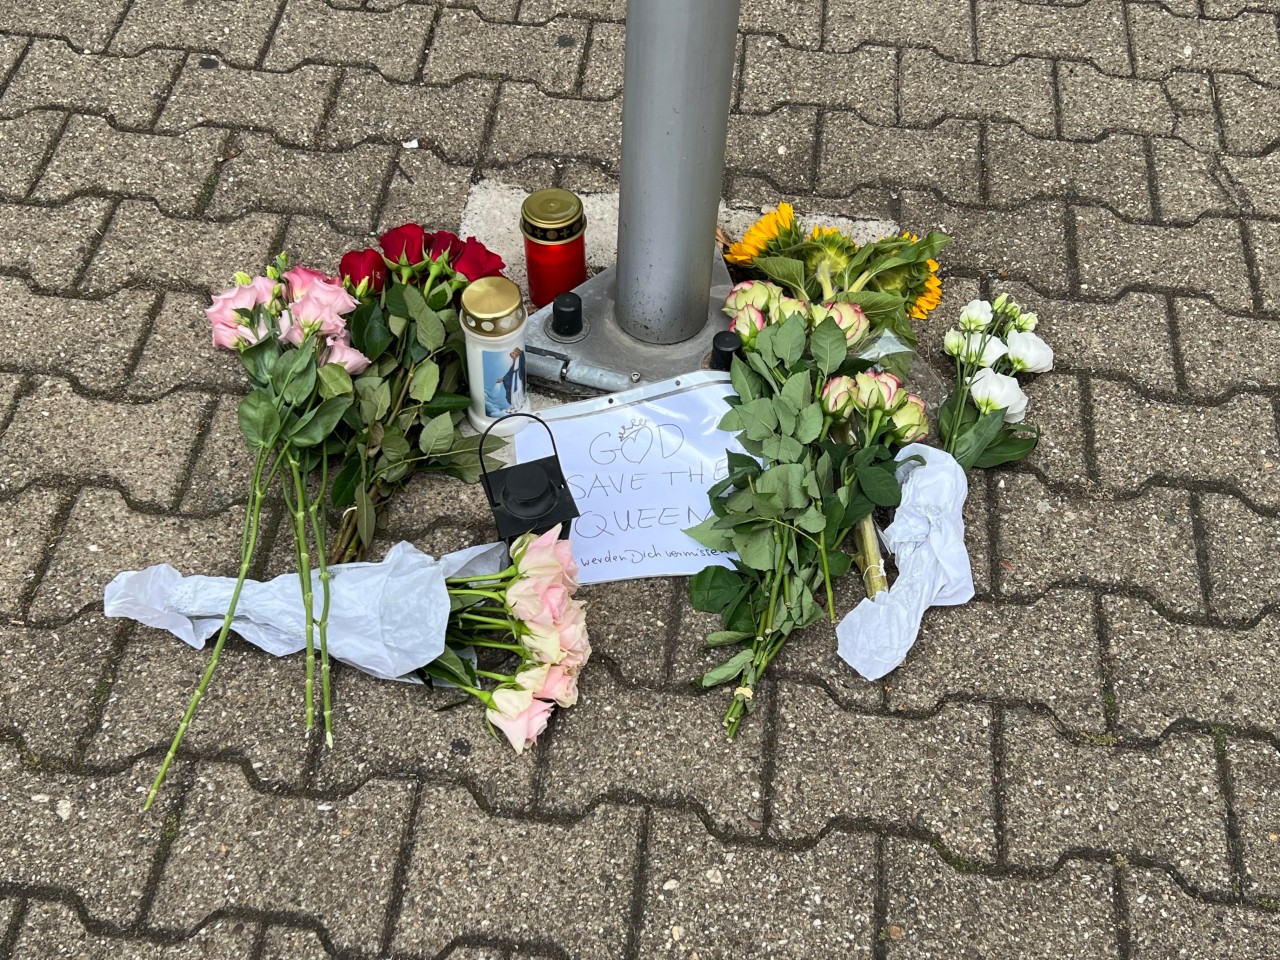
[1000, 284, 1177, 392]
[0, 746, 176, 925]
[425, 10, 588, 95]
[1221, 152, 1280, 218]
[0, 197, 112, 288]
[1216, 73, 1280, 154]
[541, 672, 766, 833]
[577, 576, 674, 685]
[1106, 596, 1280, 738]
[0, 378, 207, 507]
[579, 21, 625, 99]
[260, 927, 330, 960]
[1057, 62, 1175, 140]
[127, 292, 247, 398]
[0, 2, 128, 53]
[153, 764, 414, 951]
[993, 474, 1202, 615]
[740, 37, 895, 122]
[1092, 382, 1278, 508]
[899, 193, 1070, 294]
[206, 134, 393, 232]
[487, 82, 621, 168]
[741, 0, 825, 48]
[88, 632, 312, 787]
[900, 50, 1055, 137]
[0, 484, 65, 619]
[1003, 711, 1230, 890]
[1201, 492, 1280, 622]
[32, 115, 225, 217]
[1127, 867, 1280, 956]
[1251, 219, 1280, 313]
[519, 0, 623, 21]
[641, 811, 876, 957]
[180, 396, 256, 513]
[826, 0, 973, 58]
[965, 476, 994, 596]
[884, 841, 1117, 960]
[313, 667, 538, 813]
[158, 62, 338, 148]
[1176, 298, 1280, 395]
[82, 201, 281, 294]
[987, 126, 1151, 219]
[264, 0, 435, 82]
[1074, 209, 1251, 311]
[976, 0, 1128, 76]
[381, 469, 498, 539]
[1020, 372, 1088, 485]
[1130, 4, 1280, 86]
[0, 281, 157, 391]
[1150, 137, 1238, 224]
[324, 70, 495, 160]
[281, 215, 370, 279]
[1227, 739, 1280, 897]
[773, 684, 997, 858]
[1165, 70, 1221, 153]
[392, 788, 642, 958]
[0, 111, 65, 198]
[887, 589, 1105, 733]
[378, 149, 474, 234]
[0, 616, 119, 760]
[0, 42, 181, 128]
[112, 0, 285, 66]
[11, 902, 255, 959]
[731, 171, 896, 223]
[30, 488, 245, 620]
[819, 117, 981, 204]
[725, 105, 819, 191]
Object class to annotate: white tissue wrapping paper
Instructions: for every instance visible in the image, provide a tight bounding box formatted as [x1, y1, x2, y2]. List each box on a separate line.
[103, 540, 508, 682]
[836, 443, 975, 681]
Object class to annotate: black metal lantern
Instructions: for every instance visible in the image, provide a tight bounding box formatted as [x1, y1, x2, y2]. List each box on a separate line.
[479, 413, 580, 543]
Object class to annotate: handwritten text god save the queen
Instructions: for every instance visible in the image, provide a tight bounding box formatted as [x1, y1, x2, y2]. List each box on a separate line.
[513, 380, 741, 584]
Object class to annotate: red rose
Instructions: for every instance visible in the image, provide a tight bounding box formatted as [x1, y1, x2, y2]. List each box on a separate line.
[429, 230, 465, 263]
[453, 236, 506, 281]
[379, 223, 427, 265]
[338, 248, 387, 294]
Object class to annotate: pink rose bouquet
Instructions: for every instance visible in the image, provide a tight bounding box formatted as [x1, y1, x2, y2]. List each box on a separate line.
[424, 525, 591, 754]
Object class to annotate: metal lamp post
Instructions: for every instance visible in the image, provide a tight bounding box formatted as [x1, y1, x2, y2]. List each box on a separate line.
[523, 0, 742, 390]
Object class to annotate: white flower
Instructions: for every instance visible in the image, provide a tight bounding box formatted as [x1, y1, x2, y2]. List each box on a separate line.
[1006, 330, 1054, 373]
[943, 329, 966, 357]
[1013, 311, 1038, 332]
[957, 299, 993, 332]
[969, 368, 1029, 423]
[962, 333, 1008, 367]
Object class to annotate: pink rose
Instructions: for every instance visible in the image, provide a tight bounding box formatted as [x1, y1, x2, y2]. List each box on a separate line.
[556, 601, 590, 670]
[289, 291, 348, 339]
[552, 538, 578, 592]
[486, 697, 553, 755]
[523, 620, 564, 664]
[507, 577, 569, 625]
[277, 309, 303, 346]
[511, 525, 578, 591]
[282, 265, 332, 301]
[532, 664, 578, 708]
[322, 336, 371, 375]
[206, 277, 276, 350]
[307, 278, 360, 317]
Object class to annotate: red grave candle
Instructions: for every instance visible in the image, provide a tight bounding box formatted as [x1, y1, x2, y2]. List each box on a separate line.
[521, 188, 587, 309]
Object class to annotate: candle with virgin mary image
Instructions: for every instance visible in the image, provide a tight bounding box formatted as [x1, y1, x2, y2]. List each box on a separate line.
[461, 276, 530, 435]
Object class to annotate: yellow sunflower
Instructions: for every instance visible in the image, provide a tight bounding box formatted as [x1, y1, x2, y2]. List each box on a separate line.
[897, 232, 944, 321]
[725, 202, 797, 266]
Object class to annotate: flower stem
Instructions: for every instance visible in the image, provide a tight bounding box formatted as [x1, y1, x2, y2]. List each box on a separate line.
[305, 452, 335, 748]
[286, 455, 316, 731]
[145, 446, 270, 810]
[855, 514, 888, 597]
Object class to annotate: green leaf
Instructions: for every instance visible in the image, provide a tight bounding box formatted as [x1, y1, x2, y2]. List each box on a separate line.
[381, 428, 411, 461]
[780, 370, 810, 410]
[418, 412, 454, 455]
[746, 349, 778, 385]
[408, 361, 440, 403]
[415, 308, 446, 352]
[952, 409, 1007, 472]
[237, 390, 279, 448]
[356, 304, 393, 361]
[704, 630, 753, 648]
[689, 565, 745, 614]
[355, 487, 375, 548]
[730, 354, 763, 402]
[840, 488, 875, 528]
[238, 335, 279, 385]
[972, 426, 1039, 469]
[717, 406, 745, 433]
[317, 363, 353, 399]
[685, 516, 735, 552]
[938, 388, 968, 446]
[289, 397, 352, 448]
[388, 313, 408, 338]
[773, 313, 806, 367]
[355, 376, 391, 423]
[738, 397, 779, 442]
[732, 525, 775, 571]
[809, 318, 848, 375]
[795, 505, 827, 533]
[330, 457, 360, 508]
[855, 463, 901, 507]
[425, 646, 478, 688]
[754, 463, 809, 510]
[754, 324, 779, 367]
[699, 648, 755, 689]
[774, 397, 797, 437]
[794, 403, 823, 444]
[421, 391, 472, 415]
[752, 255, 807, 299]
[762, 433, 804, 463]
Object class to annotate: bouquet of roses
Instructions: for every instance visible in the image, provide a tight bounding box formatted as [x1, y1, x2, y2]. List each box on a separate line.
[938, 292, 1053, 470]
[428, 525, 591, 753]
[329, 224, 507, 562]
[684, 281, 927, 737]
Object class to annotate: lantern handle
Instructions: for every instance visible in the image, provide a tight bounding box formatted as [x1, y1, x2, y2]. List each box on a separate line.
[477, 413, 561, 485]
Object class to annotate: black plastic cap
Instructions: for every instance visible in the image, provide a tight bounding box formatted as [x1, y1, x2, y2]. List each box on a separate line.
[551, 291, 584, 338]
[710, 330, 743, 371]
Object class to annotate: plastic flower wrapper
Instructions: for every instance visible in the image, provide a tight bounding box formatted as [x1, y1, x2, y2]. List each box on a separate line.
[424, 525, 592, 755]
[939, 292, 1052, 470]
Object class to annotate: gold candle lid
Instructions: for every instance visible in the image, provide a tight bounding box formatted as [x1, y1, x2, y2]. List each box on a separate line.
[521, 188, 586, 244]
[461, 276, 525, 336]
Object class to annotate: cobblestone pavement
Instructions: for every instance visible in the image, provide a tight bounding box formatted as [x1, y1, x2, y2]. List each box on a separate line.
[1, 1, 1279, 957]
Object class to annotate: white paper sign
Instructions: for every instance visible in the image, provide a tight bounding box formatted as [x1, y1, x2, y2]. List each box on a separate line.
[514, 375, 741, 584]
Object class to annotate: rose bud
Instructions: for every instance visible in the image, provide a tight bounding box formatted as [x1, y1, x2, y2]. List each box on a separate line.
[453, 236, 506, 281]
[771, 295, 810, 326]
[722, 280, 776, 316]
[943, 329, 966, 357]
[729, 305, 766, 347]
[379, 223, 428, 266]
[338, 248, 387, 295]
[820, 375, 856, 418]
[1013, 311, 1038, 332]
[888, 393, 928, 444]
[957, 299, 993, 332]
[852, 370, 903, 413]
